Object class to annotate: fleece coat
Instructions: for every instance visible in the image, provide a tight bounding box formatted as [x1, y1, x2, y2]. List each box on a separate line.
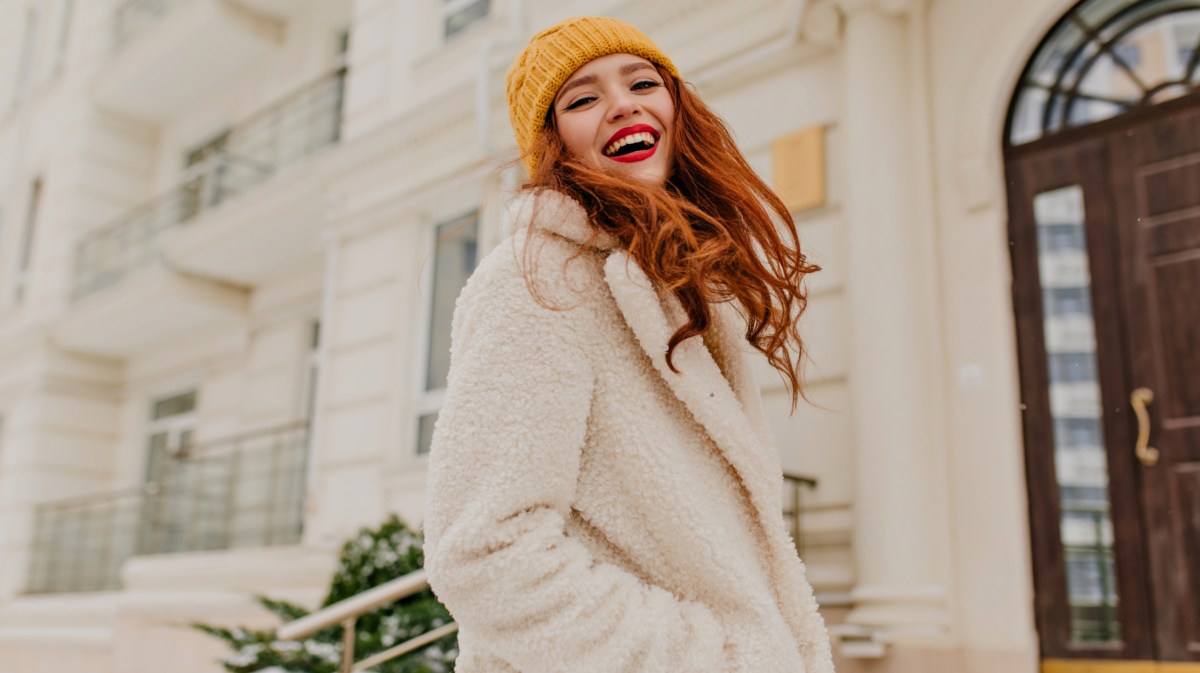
[422, 190, 835, 673]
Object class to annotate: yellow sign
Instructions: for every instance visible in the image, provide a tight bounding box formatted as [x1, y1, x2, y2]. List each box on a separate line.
[772, 125, 826, 213]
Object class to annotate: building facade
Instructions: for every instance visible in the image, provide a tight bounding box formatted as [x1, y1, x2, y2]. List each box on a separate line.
[0, 0, 1195, 672]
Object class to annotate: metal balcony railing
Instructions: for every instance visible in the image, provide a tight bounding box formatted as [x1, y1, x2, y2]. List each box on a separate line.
[782, 471, 818, 556]
[25, 421, 310, 594]
[113, 0, 188, 51]
[72, 66, 347, 300]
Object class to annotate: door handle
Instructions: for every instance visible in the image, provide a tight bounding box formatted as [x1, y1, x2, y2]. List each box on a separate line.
[1130, 387, 1159, 467]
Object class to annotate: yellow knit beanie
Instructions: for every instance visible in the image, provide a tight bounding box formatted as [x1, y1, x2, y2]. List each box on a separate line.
[506, 16, 680, 175]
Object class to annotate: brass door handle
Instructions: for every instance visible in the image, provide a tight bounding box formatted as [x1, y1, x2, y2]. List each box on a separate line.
[1130, 387, 1159, 467]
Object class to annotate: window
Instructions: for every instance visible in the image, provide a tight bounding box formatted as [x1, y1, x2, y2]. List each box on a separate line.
[142, 389, 197, 554]
[304, 320, 321, 423]
[144, 390, 197, 481]
[1008, 0, 1200, 145]
[13, 178, 43, 304]
[415, 212, 479, 455]
[1031, 185, 1121, 643]
[443, 0, 490, 39]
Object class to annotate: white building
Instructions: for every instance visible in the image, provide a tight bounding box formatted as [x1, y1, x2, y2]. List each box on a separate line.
[0, 1, 1196, 672]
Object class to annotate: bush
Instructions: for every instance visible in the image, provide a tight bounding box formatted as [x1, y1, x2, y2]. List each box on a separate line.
[193, 515, 457, 673]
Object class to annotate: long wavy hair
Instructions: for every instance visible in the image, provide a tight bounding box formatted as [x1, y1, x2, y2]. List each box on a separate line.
[521, 65, 820, 410]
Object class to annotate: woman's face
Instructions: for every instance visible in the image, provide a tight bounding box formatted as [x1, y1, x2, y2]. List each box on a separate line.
[551, 53, 675, 186]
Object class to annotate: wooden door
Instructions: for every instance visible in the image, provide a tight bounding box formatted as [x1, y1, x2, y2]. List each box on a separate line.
[1110, 103, 1200, 661]
[1006, 97, 1200, 663]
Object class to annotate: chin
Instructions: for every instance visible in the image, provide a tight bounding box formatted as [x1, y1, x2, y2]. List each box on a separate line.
[612, 161, 668, 187]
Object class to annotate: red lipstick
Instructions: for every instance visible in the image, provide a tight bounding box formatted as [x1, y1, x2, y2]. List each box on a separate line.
[602, 124, 661, 163]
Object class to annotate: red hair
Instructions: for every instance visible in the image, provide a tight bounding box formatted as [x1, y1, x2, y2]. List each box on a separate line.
[522, 66, 820, 410]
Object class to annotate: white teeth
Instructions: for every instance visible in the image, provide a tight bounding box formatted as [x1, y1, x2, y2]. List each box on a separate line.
[604, 131, 657, 156]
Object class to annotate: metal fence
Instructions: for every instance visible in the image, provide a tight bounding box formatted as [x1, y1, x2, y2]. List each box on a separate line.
[112, 0, 187, 51]
[782, 472, 818, 557]
[26, 422, 310, 594]
[72, 67, 347, 299]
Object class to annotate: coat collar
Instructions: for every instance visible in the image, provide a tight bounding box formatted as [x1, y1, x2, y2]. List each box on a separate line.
[602, 250, 793, 565]
[503, 189, 619, 251]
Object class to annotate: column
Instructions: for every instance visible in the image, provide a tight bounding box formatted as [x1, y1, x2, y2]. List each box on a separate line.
[836, 0, 954, 642]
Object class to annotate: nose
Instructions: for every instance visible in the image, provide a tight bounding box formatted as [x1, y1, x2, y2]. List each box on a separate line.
[606, 89, 640, 122]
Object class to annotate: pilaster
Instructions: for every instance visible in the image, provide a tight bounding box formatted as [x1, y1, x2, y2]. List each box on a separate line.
[835, 0, 955, 649]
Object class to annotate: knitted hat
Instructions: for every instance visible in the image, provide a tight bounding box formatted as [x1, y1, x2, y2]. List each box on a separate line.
[506, 16, 680, 174]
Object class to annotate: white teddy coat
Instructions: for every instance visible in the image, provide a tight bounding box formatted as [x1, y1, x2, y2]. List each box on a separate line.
[422, 190, 834, 673]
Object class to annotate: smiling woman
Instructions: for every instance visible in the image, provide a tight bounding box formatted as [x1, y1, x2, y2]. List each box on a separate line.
[551, 55, 674, 184]
[421, 16, 833, 673]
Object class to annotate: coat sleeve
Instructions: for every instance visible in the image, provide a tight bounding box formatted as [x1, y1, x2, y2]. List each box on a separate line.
[422, 268, 731, 673]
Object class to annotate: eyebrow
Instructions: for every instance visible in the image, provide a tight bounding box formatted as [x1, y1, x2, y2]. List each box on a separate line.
[555, 62, 658, 105]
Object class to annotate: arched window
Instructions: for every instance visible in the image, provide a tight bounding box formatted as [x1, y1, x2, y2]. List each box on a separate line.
[1008, 0, 1200, 145]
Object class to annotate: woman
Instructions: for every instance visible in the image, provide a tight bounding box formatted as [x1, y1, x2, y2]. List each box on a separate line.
[423, 16, 834, 673]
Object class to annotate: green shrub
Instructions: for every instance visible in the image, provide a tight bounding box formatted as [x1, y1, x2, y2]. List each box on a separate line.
[193, 515, 456, 673]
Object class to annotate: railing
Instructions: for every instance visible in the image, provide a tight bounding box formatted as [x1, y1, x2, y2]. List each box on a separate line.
[277, 570, 459, 673]
[782, 471, 818, 556]
[72, 66, 347, 300]
[112, 0, 188, 51]
[25, 421, 310, 594]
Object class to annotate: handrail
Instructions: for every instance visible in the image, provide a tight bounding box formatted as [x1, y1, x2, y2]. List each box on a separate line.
[34, 483, 158, 512]
[76, 148, 268, 245]
[176, 419, 310, 457]
[782, 471, 818, 488]
[275, 568, 457, 673]
[277, 569, 433, 640]
[356, 623, 460, 671]
[34, 420, 310, 511]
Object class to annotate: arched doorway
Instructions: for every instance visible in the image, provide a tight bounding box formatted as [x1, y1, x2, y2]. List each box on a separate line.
[1004, 0, 1200, 666]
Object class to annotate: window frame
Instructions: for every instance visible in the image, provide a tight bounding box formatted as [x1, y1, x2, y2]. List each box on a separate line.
[143, 388, 198, 482]
[441, 0, 491, 40]
[1006, 0, 1200, 146]
[11, 176, 44, 305]
[410, 209, 480, 458]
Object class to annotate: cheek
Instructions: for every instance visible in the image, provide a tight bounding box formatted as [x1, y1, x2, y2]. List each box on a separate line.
[555, 115, 596, 161]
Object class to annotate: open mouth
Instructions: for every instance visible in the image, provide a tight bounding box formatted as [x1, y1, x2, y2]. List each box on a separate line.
[602, 125, 660, 163]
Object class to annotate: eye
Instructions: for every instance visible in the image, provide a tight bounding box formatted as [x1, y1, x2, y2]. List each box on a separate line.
[564, 95, 596, 111]
[632, 79, 661, 91]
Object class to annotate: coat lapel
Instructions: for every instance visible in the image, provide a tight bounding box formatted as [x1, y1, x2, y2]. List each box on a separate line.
[602, 251, 786, 540]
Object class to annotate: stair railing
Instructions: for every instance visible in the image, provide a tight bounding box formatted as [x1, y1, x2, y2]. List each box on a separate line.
[275, 569, 457, 673]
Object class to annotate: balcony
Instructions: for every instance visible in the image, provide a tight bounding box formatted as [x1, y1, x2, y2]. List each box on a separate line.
[97, 0, 284, 122]
[25, 422, 309, 595]
[82, 66, 344, 294]
[57, 68, 345, 357]
[162, 67, 346, 286]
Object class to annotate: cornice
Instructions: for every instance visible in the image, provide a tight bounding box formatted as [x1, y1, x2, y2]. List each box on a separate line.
[805, 0, 924, 43]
